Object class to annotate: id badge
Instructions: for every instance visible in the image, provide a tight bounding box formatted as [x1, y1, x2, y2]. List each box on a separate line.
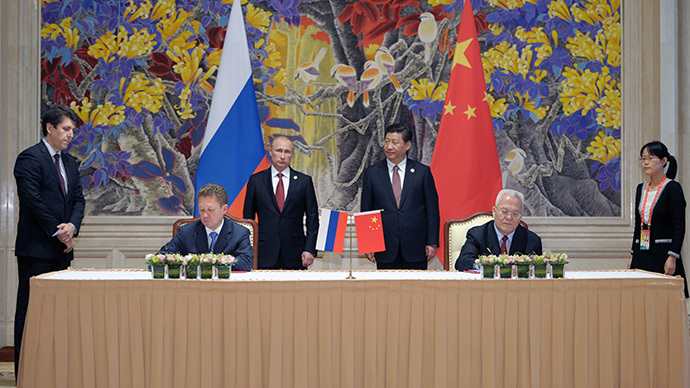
[640, 229, 650, 250]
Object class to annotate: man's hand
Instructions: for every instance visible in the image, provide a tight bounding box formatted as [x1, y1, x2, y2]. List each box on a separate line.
[301, 251, 315, 267]
[365, 253, 375, 263]
[56, 222, 76, 243]
[425, 245, 437, 262]
[664, 255, 677, 275]
[63, 238, 74, 253]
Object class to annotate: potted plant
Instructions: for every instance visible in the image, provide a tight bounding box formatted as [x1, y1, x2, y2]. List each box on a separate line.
[545, 253, 569, 278]
[145, 253, 167, 279]
[476, 255, 500, 278]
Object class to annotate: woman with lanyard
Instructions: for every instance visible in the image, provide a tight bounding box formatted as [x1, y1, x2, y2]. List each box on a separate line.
[628, 141, 688, 297]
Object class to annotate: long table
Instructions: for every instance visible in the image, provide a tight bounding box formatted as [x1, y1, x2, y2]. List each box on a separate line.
[18, 270, 690, 388]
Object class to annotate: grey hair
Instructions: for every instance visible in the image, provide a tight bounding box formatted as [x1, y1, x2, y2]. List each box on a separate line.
[495, 189, 524, 207]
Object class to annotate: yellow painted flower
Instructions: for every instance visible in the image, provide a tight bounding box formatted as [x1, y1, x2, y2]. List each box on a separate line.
[427, 0, 455, 6]
[156, 8, 190, 40]
[486, 93, 508, 118]
[175, 85, 195, 120]
[566, 31, 604, 62]
[168, 30, 198, 53]
[42, 17, 80, 50]
[70, 97, 126, 127]
[488, 24, 504, 36]
[222, 0, 248, 4]
[246, 4, 271, 33]
[571, 0, 619, 26]
[516, 91, 549, 121]
[273, 69, 288, 86]
[547, 0, 571, 21]
[602, 19, 621, 67]
[515, 27, 552, 66]
[482, 57, 496, 86]
[88, 26, 155, 62]
[41, 0, 61, 4]
[119, 27, 156, 59]
[483, 41, 531, 80]
[596, 85, 620, 129]
[489, 0, 537, 10]
[167, 45, 215, 86]
[123, 0, 152, 22]
[587, 131, 620, 164]
[560, 66, 614, 116]
[407, 79, 447, 102]
[529, 69, 547, 83]
[261, 41, 282, 69]
[151, 0, 176, 20]
[206, 49, 222, 69]
[70, 98, 93, 125]
[119, 74, 166, 114]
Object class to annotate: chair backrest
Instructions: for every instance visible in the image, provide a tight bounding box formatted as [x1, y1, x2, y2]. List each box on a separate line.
[444, 211, 529, 271]
[172, 214, 259, 270]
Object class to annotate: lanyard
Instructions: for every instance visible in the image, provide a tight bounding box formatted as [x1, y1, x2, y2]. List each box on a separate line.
[640, 176, 666, 227]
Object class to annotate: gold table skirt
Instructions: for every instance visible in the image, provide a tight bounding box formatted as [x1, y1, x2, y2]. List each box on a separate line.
[18, 270, 690, 388]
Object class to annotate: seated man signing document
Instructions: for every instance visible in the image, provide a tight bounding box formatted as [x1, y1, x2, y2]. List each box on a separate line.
[158, 183, 254, 271]
[455, 189, 542, 271]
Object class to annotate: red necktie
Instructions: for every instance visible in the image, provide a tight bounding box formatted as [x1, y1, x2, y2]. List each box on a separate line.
[276, 172, 285, 212]
[392, 165, 401, 207]
[54, 153, 67, 197]
[500, 235, 508, 254]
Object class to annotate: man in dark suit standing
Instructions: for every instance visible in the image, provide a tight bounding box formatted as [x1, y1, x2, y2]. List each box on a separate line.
[361, 123, 440, 269]
[455, 189, 543, 270]
[158, 183, 254, 271]
[13, 105, 85, 375]
[243, 136, 319, 269]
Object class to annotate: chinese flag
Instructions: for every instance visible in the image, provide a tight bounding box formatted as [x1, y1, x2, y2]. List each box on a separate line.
[430, 0, 502, 267]
[353, 210, 386, 254]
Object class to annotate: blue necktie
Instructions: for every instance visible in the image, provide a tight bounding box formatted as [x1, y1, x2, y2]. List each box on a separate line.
[209, 231, 218, 252]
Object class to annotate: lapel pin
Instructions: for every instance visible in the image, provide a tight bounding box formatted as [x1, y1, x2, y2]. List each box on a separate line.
[410, 168, 415, 173]
[293, 175, 298, 179]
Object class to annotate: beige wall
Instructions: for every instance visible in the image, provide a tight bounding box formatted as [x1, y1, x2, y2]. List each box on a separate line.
[0, 0, 686, 347]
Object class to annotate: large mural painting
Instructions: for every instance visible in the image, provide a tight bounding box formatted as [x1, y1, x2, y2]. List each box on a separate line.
[40, 0, 621, 217]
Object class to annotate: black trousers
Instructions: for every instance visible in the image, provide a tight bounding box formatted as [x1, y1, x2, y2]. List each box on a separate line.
[15, 256, 69, 377]
[258, 251, 308, 270]
[376, 244, 428, 270]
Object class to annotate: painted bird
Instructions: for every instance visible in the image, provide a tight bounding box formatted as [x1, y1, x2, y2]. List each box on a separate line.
[418, 12, 438, 63]
[375, 47, 402, 93]
[331, 63, 358, 108]
[359, 60, 382, 108]
[295, 47, 327, 83]
[502, 147, 527, 186]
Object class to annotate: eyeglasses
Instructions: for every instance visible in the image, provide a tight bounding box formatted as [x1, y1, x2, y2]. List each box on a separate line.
[496, 207, 522, 219]
[639, 157, 658, 163]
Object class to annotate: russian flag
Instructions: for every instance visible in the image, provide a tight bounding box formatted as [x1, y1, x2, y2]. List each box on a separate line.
[315, 209, 348, 254]
[195, 0, 268, 216]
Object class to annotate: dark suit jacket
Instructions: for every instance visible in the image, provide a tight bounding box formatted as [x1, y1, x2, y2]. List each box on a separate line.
[360, 159, 440, 263]
[158, 219, 254, 271]
[14, 141, 85, 262]
[455, 220, 543, 270]
[630, 180, 687, 297]
[243, 167, 319, 269]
